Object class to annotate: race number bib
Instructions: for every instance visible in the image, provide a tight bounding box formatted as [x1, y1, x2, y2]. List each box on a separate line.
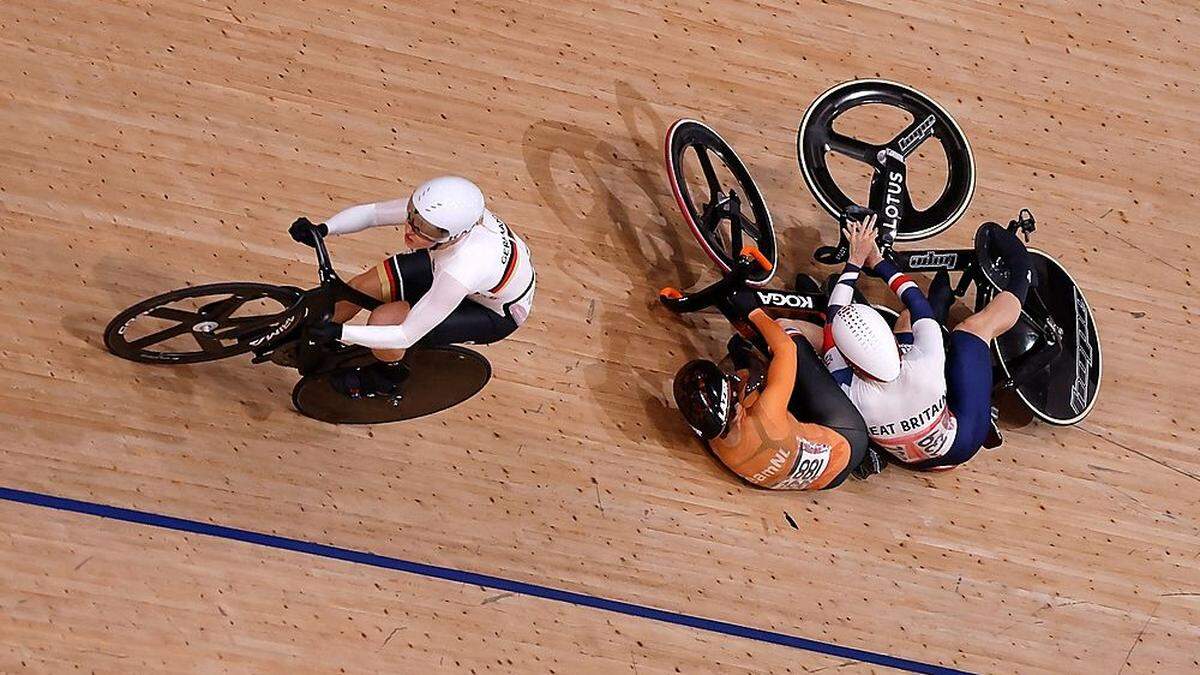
[772, 439, 833, 490]
[877, 410, 958, 463]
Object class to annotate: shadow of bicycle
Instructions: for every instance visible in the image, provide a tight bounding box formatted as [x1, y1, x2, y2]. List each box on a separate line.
[521, 80, 732, 457]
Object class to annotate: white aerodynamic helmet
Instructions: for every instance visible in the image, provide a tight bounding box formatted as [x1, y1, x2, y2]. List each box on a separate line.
[407, 175, 485, 241]
[832, 303, 901, 382]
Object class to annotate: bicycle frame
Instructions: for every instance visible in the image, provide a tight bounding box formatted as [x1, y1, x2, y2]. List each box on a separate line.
[245, 233, 383, 364]
[662, 244, 989, 320]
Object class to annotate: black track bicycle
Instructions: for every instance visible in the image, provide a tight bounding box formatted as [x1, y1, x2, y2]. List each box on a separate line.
[661, 80, 1101, 426]
[103, 224, 491, 424]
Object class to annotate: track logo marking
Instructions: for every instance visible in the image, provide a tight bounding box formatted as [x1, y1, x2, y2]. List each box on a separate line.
[1071, 288, 1094, 413]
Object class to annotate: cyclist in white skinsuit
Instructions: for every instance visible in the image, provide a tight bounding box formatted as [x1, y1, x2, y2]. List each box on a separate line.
[822, 213, 1032, 470]
[292, 176, 535, 397]
[822, 215, 956, 462]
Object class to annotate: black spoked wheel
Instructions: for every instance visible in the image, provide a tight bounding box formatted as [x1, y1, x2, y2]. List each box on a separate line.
[104, 282, 303, 364]
[993, 250, 1101, 425]
[797, 79, 975, 241]
[665, 118, 777, 286]
[291, 346, 493, 424]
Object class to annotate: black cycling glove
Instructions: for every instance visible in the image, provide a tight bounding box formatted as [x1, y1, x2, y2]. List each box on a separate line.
[289, 217, 329, 247]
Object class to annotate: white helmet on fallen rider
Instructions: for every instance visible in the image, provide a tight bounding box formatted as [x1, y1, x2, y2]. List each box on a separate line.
[407, 176, 485, 242]
[832, 303, 901, 382]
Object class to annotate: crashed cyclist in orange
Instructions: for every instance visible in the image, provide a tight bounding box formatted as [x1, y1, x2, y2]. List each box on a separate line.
[674, 307, 869, 490]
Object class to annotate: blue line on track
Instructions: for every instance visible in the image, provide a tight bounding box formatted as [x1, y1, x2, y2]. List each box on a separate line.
[0, 486, 970, 674]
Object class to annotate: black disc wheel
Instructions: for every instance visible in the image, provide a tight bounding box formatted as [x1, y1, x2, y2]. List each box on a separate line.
[104, 282, 303, 364]
[993, 250, 1101, 425]
[665, 118, 777, 286]
[292, 346, 492, 424]
[797, 79, 975, 241]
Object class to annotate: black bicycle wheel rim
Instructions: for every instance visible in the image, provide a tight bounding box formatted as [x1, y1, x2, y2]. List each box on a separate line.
[104, 282, 302, 364]
[666, 119, 776, 286]
[797, 79, 975, 241]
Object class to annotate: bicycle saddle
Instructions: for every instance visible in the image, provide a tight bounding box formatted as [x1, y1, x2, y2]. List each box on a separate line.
[974, 212, 1041, 291]
[973, 222, 1040, 293]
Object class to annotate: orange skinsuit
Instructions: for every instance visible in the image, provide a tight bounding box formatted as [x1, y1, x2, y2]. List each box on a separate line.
[708, 310, 853, 490]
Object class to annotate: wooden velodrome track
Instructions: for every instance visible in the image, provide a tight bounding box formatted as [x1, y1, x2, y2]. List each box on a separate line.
[1, 0, 1197, 672]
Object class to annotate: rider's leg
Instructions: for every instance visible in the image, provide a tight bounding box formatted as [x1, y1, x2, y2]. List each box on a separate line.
[906, 273, 1020, 467]
[333, 265, 388, 323]
[363, 299, 520, 363]
[413, 300, 518, 346]
[784, 336, 869, 489]
[327, 302, 413, 398]
[955, 290, 1021, 342]
[905, 256, 1023, 467]
[331, 247, 523, 397]
[329, 251, 431, 398]
[954, 222, 1033, 343]
[336, 250, 437, 324]
[332, 299, 516, 400]
[910, 330, 993, 470]
[366, 301, 412, 362]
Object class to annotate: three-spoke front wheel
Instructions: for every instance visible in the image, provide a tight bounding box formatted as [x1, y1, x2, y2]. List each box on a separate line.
[797, 79, 976, 241]
[104, 282, 303, 364]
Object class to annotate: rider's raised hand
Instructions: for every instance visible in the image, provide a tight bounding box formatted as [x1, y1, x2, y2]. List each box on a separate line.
[845, 213, 878, 268]
[863, 219, 885, 270]
[289, 217, 329, 247]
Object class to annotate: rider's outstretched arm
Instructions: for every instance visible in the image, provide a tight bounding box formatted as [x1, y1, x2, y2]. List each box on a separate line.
[821, 263, 860, 385]
[870, 258, 933, 321]
[870, 258, 942, 352]
[324, 199, 409, 236]
[824, 263, 861, 336]
[747, 309, 797, 413]
[339, 274, 470, 350]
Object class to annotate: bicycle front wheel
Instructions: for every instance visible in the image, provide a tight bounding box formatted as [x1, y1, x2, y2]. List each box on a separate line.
[104, 282, 303, 364]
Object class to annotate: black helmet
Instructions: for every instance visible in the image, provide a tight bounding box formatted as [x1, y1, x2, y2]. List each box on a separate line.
[673, 359, 735, 440]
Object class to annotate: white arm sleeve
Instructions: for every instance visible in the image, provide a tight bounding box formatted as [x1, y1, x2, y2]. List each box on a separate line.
[910, 317, 945, 360]
[828, 268, 859, 307]
[324, 199, 409, 236]
[339, 273, 471, 350]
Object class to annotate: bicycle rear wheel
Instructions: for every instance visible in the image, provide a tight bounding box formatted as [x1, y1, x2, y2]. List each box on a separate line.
[291, 346, 492, 424]
[104, 282, 302, 364]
